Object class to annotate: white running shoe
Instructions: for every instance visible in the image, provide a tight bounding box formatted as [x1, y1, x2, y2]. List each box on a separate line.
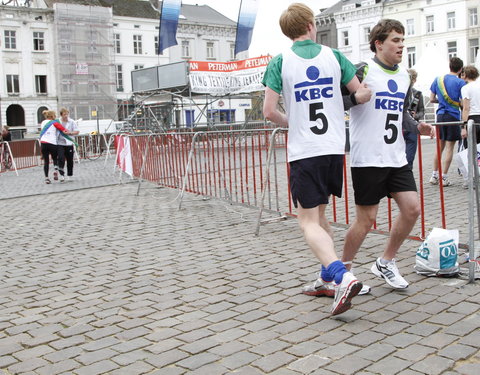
[331, 272, 362, 316]
[302, 278, 335, 297]
[303, 277, 370, 297]
[359, 283, 371, 295]
[429, 176, 439, 185]
[371, 258, 409, 289]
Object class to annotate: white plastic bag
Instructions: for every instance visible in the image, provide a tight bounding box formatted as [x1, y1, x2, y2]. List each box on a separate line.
[456, 144, 480, 179]
[415, 227, 460, 277]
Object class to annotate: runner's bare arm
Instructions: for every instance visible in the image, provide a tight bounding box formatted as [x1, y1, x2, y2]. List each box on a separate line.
[263, 87, 288, 127]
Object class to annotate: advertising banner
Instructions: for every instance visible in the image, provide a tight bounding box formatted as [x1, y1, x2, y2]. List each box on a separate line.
[188, 55, 272, 96]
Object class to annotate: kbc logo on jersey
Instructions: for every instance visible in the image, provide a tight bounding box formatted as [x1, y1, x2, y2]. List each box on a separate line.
[294, 66, 334, 102]
[375, 80, 405, 112]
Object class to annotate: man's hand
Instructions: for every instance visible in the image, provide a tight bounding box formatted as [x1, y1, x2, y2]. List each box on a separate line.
[418, 122, 435, 138]
[461, 128, 467, 139]
[354, 83, 372, 104]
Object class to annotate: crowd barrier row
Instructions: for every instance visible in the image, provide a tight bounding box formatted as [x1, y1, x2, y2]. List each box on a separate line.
[118, 121, 479, 281]
[0, 134, 116, 175]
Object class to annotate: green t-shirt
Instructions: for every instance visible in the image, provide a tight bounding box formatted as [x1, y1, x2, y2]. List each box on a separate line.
[262, 40, 356, 94]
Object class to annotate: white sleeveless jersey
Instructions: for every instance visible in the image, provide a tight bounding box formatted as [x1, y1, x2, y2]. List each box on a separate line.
[281, 46, 345, 162]
[40, 119, 59, 145]
[349, 59, 410, 167]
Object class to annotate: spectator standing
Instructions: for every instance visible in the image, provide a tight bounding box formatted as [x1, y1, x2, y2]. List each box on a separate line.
[460, 65, 480, 188]
[404, 69, 425, 168]
[58, 108, 80, 182]
[1, 126, 12, 142]
[429, 57, 466, 186]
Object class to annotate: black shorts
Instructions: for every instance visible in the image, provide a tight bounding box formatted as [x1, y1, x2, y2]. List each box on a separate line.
[289, 155, 343, 209]
[438, 113, 461, 141]
[351, 165, 417, 205]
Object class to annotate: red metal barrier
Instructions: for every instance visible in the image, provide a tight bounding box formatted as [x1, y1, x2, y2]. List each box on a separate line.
[118, 125, 468, 242]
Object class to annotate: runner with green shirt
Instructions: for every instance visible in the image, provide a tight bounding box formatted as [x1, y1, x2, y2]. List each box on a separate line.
[262, 2, 371, 316]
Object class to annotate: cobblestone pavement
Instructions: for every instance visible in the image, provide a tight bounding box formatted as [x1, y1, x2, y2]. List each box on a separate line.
[0, 151, 479, 374]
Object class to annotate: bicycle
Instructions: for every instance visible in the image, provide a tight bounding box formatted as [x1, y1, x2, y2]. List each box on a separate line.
[81, 133, 106, 160]
[0, 142, 12, 171]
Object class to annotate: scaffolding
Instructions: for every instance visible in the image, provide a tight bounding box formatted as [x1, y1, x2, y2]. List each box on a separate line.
[54, 2, 117, 122]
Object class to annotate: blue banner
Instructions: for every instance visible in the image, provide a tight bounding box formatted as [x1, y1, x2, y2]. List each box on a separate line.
[234, 0, 258, 56]
[158, 0, 182, 55]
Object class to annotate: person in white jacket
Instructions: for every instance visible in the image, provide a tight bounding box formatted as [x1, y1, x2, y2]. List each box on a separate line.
[57, 108, 80, 182]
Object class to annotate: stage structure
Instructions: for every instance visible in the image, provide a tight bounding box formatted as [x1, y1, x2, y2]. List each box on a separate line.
[123, 56, 272, 133]
[54, 2, 117, 127]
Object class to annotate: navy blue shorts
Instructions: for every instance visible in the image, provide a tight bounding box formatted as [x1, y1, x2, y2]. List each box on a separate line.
[437, 113, 461, 141]
[351, 164, 417, 205]
[289, 155, 343, 209]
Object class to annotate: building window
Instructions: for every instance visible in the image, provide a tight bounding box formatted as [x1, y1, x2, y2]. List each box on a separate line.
[182, 40, 190, 58]
[230, 43, 235, 60]
[469, 38, 479, 64]
[407, 47, 416, 68]
[88, 41, 98, 54]
[6, 74, 20, 94]
[155, 35, 161, 55]
[320, 33, 328, 45]
[206, 41, 215, 59]
[133, 35, 142, 55]
[363, 27, 371, 43]
[88, 80, 99, 94]
[447, 41, 457, 59]
[35, 75, 47, 94]
[115, 64, 123, 92]
[61, 74, 74, 93]
[342, 30, 349, 46]
[59, 40, 72, 53]
[469, 8, 478, 27]
[33, 31, 45, 51]
[4, 30, 16, 49]
[134, 65, 144, 70]
[447, 12, 456, 30]
[406, 19, 414, 36]
[114, 33, 121, 53]
[426, 15, 434, 33]
[61, 80, 73, 93]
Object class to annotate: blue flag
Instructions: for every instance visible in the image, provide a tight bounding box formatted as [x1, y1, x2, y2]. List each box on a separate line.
[158, 0, 182, 55]
[234, 0, 258, 56]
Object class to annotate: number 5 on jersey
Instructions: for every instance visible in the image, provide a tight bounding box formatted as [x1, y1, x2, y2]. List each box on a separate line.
[309, 102, 328, 135]
[384, 113, 399, 144]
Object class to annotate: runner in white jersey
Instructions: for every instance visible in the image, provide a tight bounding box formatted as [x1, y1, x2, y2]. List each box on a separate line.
[281, 46, 345, 162]
[341, 19, 434, 290]
[349, 59, 410, 167]
[262, 3, 371, 316]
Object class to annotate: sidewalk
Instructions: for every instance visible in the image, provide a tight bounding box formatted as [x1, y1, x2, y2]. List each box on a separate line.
[0, 156, 479, 374]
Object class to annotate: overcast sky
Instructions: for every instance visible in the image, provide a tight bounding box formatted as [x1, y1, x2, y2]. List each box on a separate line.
[182, 0, 337, 57]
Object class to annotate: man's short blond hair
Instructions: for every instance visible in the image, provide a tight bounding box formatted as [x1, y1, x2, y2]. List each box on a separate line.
[279, 3, 314, 40]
